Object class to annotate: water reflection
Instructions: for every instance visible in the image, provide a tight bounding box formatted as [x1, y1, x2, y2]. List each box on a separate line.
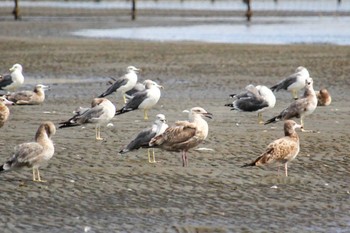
[73, 16, 350, 45]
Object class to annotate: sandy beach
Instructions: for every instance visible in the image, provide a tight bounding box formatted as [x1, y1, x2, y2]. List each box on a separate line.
[0, 13, 349, 233]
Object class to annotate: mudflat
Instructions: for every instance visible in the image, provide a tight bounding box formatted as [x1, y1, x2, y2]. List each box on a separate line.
[0, 17, 349, 233]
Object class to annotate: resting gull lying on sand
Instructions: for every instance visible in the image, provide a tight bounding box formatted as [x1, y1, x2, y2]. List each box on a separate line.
[119, 114, 168, 163]
[226, 84, 276, 124]
[0, 121, 56, 182]
[265, 78, 317, 132]
[242, 120, 301, 177]
[0, 97, 14, 128]
[99, 66, 140, 103]
[149, 107, 212, 167]
[115, 80, 163, 120]
[59, 98, 116, 140]
[270, 66, 310, 99]
[0, 64, 24, 93]
[6, 84, 49, 105]
[316, 88, 332, 106]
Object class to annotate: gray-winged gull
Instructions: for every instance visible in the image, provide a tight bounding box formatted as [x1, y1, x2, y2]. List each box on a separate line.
[0, 97, 14, 128]
[59, 98, 116, 140]
[225, 84, 276, 124]
[6, 84, 49, 105]
[119, 114, 168, 163]
[316, 88, 332, 106]
[149, 107, 212, 167]
[99, 66, 140, 103]
[0, 121, 56, 182]
[270, 66, 310, 99]
[115, 79, 163, 120]
[265, 78, 317, 132]
[0, 64, 24, 93]
[242, 120, 301, 177]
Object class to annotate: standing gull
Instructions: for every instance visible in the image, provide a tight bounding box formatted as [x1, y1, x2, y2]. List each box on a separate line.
[115, 80, 163, 120]
[0, 64, 24, 93]
[270, 66, 310, 99]
[59, 98, 116, 140]
[119, 114, 168, 163]
[0, 121, 56, 182]
[6, 84, 49, 105]
[265, 78, 317, 132]
[99, 66, 140, 103]
[225, 84, 276, 124]
[149, 107, 212, 167]
[0, 97, 14, 128]
[316, 88, 332, 106]
[242, 120, 301, 177]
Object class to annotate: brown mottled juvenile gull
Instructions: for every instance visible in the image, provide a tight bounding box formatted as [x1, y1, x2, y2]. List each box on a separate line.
[149, 107, 212, 167]
[265, 78, 317, 132]
[225, 84, 276, 124]
[119, 114, 168, 163]
[0, 97, 14, 128]
[6, 84, 49, 105]
[59, 98, 116, 140]
[270, 66, 310, 99]
[0, 121, 56, 182]
[316, 88, 332, 106]
[115, 80, 163, 120]
[0, 64, 24, 93]
[99, 66, 140, 103]
[242, 120, 301, 176]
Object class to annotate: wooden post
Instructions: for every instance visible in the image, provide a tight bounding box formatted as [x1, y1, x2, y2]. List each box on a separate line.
[13, 0, 21, 20]
[131, 0, 136, 20]
[244, 0, 252, 22]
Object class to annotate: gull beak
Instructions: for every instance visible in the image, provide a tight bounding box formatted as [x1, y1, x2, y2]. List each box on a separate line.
[4, 99, 14, 106]
[204, 112, 213, 119]
[43, 85, 50, 90]
[9, 67, 15, 72]
[157, 84, 164, 89]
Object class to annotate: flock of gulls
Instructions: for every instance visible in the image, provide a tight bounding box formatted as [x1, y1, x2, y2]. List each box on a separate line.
[0, 64, 332, 182]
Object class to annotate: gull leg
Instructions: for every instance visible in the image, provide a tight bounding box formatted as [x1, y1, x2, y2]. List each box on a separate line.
[32, 168, 37, 181]
[258, 112, 264, 124]
[181, 151, 186, 167]
[284, 163, 288, 177]
[33, 168, 46, 182]
[300, 117, 315, 133]
[152, 149, 157, 163]
[148, 148, 157, 163]
[292, 90, 298, 100]
[96, 125, 103, 140]
[144, 109, 149, 120]
[123, 94, 127, 104]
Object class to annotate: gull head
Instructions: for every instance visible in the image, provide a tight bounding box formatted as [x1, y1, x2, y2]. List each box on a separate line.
[155, 113, 167, 124]
[190, 107, 213, 119]
[0, 96, 14, 106]
[144, 80, 164, 89]
[127, 66, 141, 73]
[9, 64, 23, 73]
[36, 84, 50, 91]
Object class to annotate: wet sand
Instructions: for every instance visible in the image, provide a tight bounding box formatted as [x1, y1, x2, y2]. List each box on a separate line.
[0, 17, 350, 233]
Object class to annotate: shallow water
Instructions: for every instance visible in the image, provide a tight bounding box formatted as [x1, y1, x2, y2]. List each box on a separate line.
[73, 16, 350, 45]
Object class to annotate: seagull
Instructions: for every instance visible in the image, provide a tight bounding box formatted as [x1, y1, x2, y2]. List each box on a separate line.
[115, 80, 163, 120]
[0, 64, 25, 93]
[119, 114, 168, 163]
[98, 66, 140, 103]
[316, 88, 332, 106]
[270, 66, 310, 99]
[242, 120, 301, 177]
[0, 121, 56, 182]
[6, 84, 49, 105]
[59, 98, 116, 140]
[265, 78, 317, 132]
[0, 97, 14, 128]
[225, 84, 276, 124]
[149, 107, 212, 167]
